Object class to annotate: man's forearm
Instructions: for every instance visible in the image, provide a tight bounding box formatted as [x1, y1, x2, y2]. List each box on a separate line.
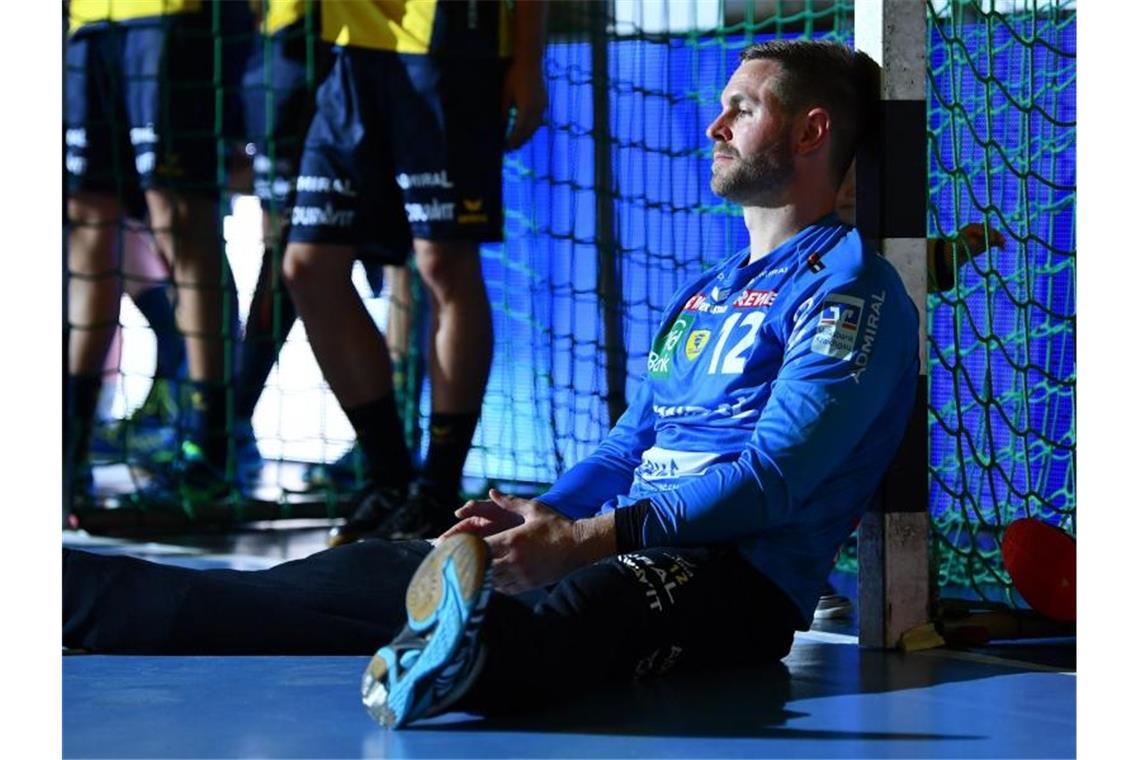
[572, 510, 617, 565]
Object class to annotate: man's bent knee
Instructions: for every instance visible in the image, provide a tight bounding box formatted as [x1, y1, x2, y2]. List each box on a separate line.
[413, 240, 484, 303]
[68, 192, 120, 226]
[282, 243, 355, 294]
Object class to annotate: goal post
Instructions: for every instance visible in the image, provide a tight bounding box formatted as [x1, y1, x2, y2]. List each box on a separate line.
[854, 0, 932, 649]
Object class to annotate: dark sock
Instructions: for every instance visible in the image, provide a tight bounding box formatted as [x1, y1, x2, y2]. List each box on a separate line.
[343, 393, 413, 491]
[234, 249, 297, 421]
[132, 286, 184, 380]
[66, 373, 103, 467]
[421, 412, 479, 500]
[188, 381, 229, 467]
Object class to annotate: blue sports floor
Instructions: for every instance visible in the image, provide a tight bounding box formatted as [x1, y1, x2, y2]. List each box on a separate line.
[62, 531, 1075, 759]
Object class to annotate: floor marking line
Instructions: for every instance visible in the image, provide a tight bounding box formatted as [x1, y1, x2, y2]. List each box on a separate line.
[915, 647, 1076, 675]
[796, 630, 1074, 675]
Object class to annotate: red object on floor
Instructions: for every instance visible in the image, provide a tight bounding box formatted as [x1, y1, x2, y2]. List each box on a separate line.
[1001, 518, 1076, 623]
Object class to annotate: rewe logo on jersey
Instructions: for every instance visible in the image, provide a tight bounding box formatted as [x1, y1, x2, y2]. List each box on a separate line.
[732, 289, 778, 309]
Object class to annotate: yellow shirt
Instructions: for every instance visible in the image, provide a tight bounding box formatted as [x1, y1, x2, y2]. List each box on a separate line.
[321, 0, 511, 57]
[69, 0, 202, 34]
[264, 0, 308, 35]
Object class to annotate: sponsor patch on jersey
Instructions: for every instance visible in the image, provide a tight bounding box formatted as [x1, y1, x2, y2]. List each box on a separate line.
[811, 295, 864, 360]
[682, 293, 708, 312]
[405, 199, 455, 223]
[648, 314, 694, 377]
[685, 329, 711, 360]
[458, 197, 488, 224]
[732, 289, 778, 309]
[395, 170, 454, 190]
[850, 290, 887, 383]
[634, 446, 721, 483]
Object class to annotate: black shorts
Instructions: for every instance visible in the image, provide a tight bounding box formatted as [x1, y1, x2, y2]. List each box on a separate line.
[65, 14, 220, 199]
[242, 25, 333, 209]
[287, 48, 508, 263]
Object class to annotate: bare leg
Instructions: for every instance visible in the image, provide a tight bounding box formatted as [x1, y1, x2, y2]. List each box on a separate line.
[283, 242, 394, 405]
[67, 193, 124, 494]
[120, 223, 170, 299]
[384, 264, 430, 457]
[234, 209, 297, 418]
[144, 189, 230, 384]
[386, 264, 414, 380]
[284, 242, 412, 501]
[413, 240, 491, 501]
[414, 240, 492, 415]
[68, 193, 123, 376]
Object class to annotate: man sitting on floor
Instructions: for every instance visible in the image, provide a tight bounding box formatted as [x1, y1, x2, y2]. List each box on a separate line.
[63, 39, 918, 730]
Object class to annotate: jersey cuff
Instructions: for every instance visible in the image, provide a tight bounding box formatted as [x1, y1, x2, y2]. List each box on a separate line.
[614, 499, 652, 553]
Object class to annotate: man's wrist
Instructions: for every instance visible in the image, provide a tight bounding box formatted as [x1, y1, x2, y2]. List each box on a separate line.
[571, 511, 617, 565]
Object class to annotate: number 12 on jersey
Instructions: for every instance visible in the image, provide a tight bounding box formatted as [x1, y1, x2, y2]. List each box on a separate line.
[707, 311, 765, 375]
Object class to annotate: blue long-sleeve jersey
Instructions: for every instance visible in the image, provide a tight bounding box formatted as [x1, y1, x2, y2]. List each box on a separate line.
[540, 215, 919, 627]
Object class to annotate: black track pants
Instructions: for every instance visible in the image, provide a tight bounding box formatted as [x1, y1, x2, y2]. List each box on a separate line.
[464, 545, 799, 713]
[63, 541, 432, 654]
[63, 542, 799, 705]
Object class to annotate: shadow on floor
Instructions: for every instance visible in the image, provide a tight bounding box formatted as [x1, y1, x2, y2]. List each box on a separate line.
[425, 651, 995, 742]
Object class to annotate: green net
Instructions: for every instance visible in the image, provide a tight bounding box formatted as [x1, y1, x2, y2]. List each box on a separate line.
[67, 0, 1077, 608]
[470, 2, 854, 486]
[926, 0, 1076, 604]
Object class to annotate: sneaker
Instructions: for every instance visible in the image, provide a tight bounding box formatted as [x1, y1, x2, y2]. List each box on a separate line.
[133, 440, 238, 513]
[136, 377, 182, 424]
[89, 378, 181, 466]
[327, 484, 406, 548]
[814, 582, 854, 620]
[304, 443, 368, 491]
[361, 533, 492, 728]
[89, 417, 179, 467]
[373, 483, 459, 541]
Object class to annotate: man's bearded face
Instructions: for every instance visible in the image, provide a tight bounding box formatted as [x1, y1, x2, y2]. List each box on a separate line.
[709, 124, 796, 204]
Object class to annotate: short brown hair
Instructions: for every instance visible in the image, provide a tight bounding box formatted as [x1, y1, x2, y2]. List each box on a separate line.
[739, 40, 880, 186]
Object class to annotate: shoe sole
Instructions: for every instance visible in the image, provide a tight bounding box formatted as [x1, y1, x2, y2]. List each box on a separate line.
[361, 534, 491, 728]
[814, 596, 854, 620]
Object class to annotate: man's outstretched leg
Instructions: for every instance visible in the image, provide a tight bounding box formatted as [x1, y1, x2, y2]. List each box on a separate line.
[63, 540, 433, 655]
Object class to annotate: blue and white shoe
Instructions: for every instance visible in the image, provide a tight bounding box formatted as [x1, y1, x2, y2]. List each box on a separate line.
[132, 440, 239, 515]
[361, 533, 492, 728]
[303, 443, 368, 491]
[89, 378, 181, 467]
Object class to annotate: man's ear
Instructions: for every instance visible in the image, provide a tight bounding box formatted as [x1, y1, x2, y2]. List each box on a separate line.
[796, 107, 831, 156]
